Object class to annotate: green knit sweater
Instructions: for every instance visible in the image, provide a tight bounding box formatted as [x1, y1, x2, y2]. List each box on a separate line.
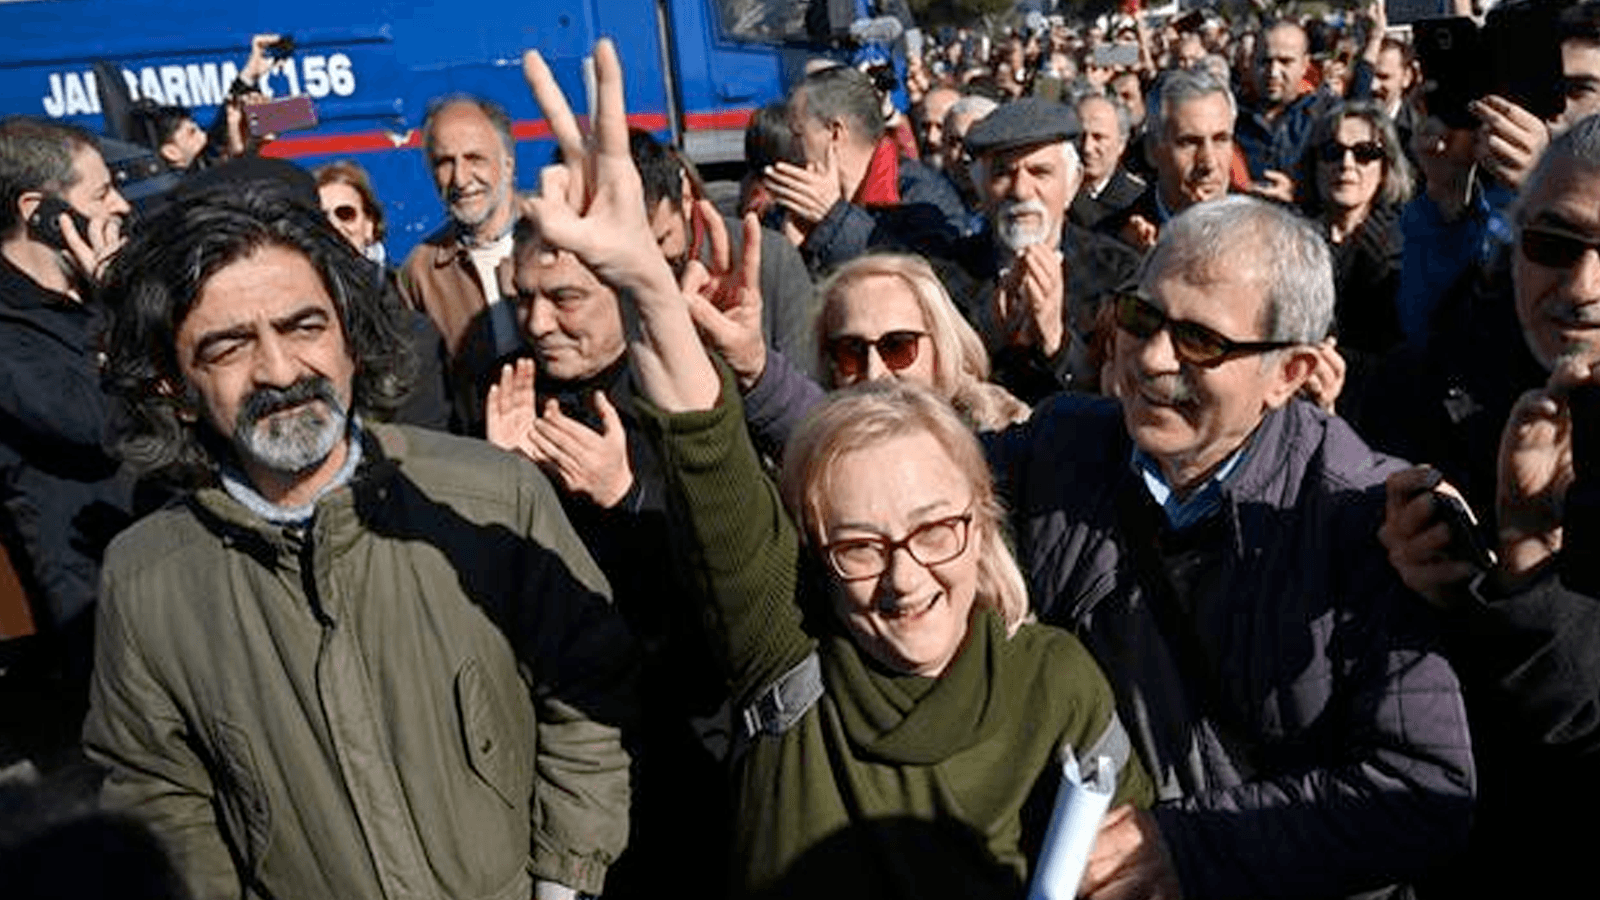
[637, 372, 1152, 900]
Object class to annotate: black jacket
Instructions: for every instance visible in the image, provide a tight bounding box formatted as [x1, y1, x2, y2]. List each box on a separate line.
[0, 256, 134, 633]
[1069, 166, 1147, 232]
[800, 155, 967, 275]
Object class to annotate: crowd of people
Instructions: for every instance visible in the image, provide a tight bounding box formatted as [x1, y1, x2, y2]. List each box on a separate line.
[2, 1, 1599, 899]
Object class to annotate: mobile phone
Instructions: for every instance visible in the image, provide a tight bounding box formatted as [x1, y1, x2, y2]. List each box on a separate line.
[1413, 18, 1486, 130]
[1092, 43, 1139, 69]
[26, 195, 91, 251]
[246, 95, 319, 138]
[1172, 10, 1206, 33]
[1431, 490, 1497, 570]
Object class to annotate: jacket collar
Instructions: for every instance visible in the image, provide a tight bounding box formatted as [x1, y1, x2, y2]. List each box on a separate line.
[854, 136, 902, 208]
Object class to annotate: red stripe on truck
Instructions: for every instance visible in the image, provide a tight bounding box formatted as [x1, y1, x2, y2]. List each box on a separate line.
[260, 111, 699, 159]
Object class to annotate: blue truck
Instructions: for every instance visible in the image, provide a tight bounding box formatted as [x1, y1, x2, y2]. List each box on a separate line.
[0, 0, 827, 257]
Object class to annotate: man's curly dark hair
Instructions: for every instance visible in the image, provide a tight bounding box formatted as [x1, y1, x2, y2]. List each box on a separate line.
[100, 179, 413, 488]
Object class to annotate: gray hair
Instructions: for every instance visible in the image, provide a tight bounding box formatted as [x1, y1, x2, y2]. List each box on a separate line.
[970, 140, 1081, 195]
[1514, 113, 1600, 227]
[791, 66, 884, 148]
[1144, 68, 1236, 158]
[1145, 195, 1334, 344]
[1077, 93, 1131, 142]
[1309, 99, 1415, 209]
[421, 94, 515, 162]
[0, 116, 96, 235]
[945, 95, 999, 131]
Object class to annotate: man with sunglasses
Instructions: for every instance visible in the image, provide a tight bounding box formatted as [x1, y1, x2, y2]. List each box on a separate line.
[1378, 114, 1600, 896]
[991, 196, 1472, 900]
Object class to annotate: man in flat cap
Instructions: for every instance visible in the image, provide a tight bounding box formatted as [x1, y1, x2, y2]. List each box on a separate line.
[945, 96, 1139, 400]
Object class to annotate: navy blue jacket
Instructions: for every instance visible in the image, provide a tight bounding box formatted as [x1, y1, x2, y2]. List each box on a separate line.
[800, 155, 966, 274]
[989, 395, 1473, 899]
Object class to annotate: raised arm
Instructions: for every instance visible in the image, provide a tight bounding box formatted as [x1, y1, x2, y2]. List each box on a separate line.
[519, 41, 721, 414]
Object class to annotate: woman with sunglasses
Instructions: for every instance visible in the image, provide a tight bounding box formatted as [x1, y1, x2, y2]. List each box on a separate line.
[718, 251, 1030, 460]
[1301, 100, 1415, 359]
[520, 40, 1153, 899]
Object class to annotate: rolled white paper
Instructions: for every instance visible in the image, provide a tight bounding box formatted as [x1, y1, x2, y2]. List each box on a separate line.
[1026, 749, 1115, 900]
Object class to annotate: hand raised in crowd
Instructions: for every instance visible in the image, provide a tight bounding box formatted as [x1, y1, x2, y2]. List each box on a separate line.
[521, 39, 719, 412]
[1495, 355, 1590, 577]
[487, 359, 637, 511]
[1249, 170, 1296, 204]
[1378, 466, 1482, 607]
[242, 33, 283, 86]
[994, 243, 1065, 356]
[763, 145, 843, 233]
[680, 201, 768, 391]
[1299, 336, 1346, 413]
[58, 209, 124, 284]
[1081, 804, 1182, 900]
[1471, 95, 1550, 192]
[1120, 214, 1159, 253]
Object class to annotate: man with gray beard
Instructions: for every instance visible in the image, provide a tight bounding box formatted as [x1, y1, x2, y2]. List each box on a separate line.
[83, 180, 635, 900]
[942, 97, 1139, 400]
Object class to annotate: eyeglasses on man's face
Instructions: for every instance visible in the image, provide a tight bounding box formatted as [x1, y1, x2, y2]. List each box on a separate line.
[1113, 291, 1297, 368]
[1520, 225, 1600, 269]
[822, 511, 973, 581]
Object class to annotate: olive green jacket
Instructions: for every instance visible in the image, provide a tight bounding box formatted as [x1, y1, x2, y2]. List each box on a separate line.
[638, 374, 1152, 899]
[83, 424, 635, 900]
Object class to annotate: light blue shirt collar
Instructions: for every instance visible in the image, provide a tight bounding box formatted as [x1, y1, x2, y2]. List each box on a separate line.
[1130, 442, 1248, 532]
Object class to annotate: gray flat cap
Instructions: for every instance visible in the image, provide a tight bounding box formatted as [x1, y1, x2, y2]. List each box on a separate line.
[963, 97, 1081, 156]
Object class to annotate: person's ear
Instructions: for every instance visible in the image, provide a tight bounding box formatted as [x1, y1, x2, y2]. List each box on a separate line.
[15, 191, 43, 231]
[1264, 345, 1318, 409]
[158, 141, 185, 167]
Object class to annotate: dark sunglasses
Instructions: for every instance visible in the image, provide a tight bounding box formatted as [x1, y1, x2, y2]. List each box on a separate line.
[1113, 292, 1297, 368]
[330, 204, 362, 223]
[1520, 226, 1600, 269]
[1318, 140, 1385, 165]
[826, 330, 927, 379]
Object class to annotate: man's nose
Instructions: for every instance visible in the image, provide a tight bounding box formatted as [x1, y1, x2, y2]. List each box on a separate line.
[1570, 247, 1600, 300]
[527, 297, 557, 338]
[107, 188, 132, 217]
[253, 334, 300, 387]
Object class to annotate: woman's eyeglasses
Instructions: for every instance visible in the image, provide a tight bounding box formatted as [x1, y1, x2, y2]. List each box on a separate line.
[822, 512, 973, 581]
[1520, 226, 1600, 269]
[1113, 291, 1297, 368]
[329, 204, 362, 223]
[1318, 141, 1385, 165]
[825, 330, 927, 379]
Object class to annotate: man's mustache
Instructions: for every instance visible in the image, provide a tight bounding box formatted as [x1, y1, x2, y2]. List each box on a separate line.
[237, 377, 342, 429]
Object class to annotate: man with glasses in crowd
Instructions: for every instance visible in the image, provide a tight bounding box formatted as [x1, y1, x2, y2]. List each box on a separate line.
[989, 195, 1472, 899]
[1379, 113, 1600, 897]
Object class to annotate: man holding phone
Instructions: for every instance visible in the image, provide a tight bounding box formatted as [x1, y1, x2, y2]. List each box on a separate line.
[0, 116, 134, 770]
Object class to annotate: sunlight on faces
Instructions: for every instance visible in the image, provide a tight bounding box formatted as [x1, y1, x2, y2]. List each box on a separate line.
[61, 145, 131, 236]
[1562, 40, 1600, 129]
[982, 141, 1076, 252]
[428, 103, 514, 231]
[1257, 24, 1308, 106]
[513, 244, 627, 382]
[819, 431, 979, 678]
[175, 245, 354, 480]
[1111, 254, 1304, 489]
[1373, 46, 1411, 111]
[318, 181, 375, 251]
[787, 92, 833, 167]
[824, 274, 937, 387]
[648, 197, 692, 276]
[1078, 96, 1126, 185]
[1514, 157, 1600, 370]
[1153, 92, 1234, 213]
[1319, 117, 1383, 216]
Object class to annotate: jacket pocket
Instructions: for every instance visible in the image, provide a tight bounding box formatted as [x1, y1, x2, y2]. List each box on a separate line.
[456, 658, 520, 809]
[211, 719, 273, 874]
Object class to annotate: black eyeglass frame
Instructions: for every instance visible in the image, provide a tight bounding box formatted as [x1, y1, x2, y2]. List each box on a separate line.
[821, 511, 975, 582]
[1113, 291, 1300, 368]
[1519, 224, 1600, 270]
[1317, 140, 1386, 165]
